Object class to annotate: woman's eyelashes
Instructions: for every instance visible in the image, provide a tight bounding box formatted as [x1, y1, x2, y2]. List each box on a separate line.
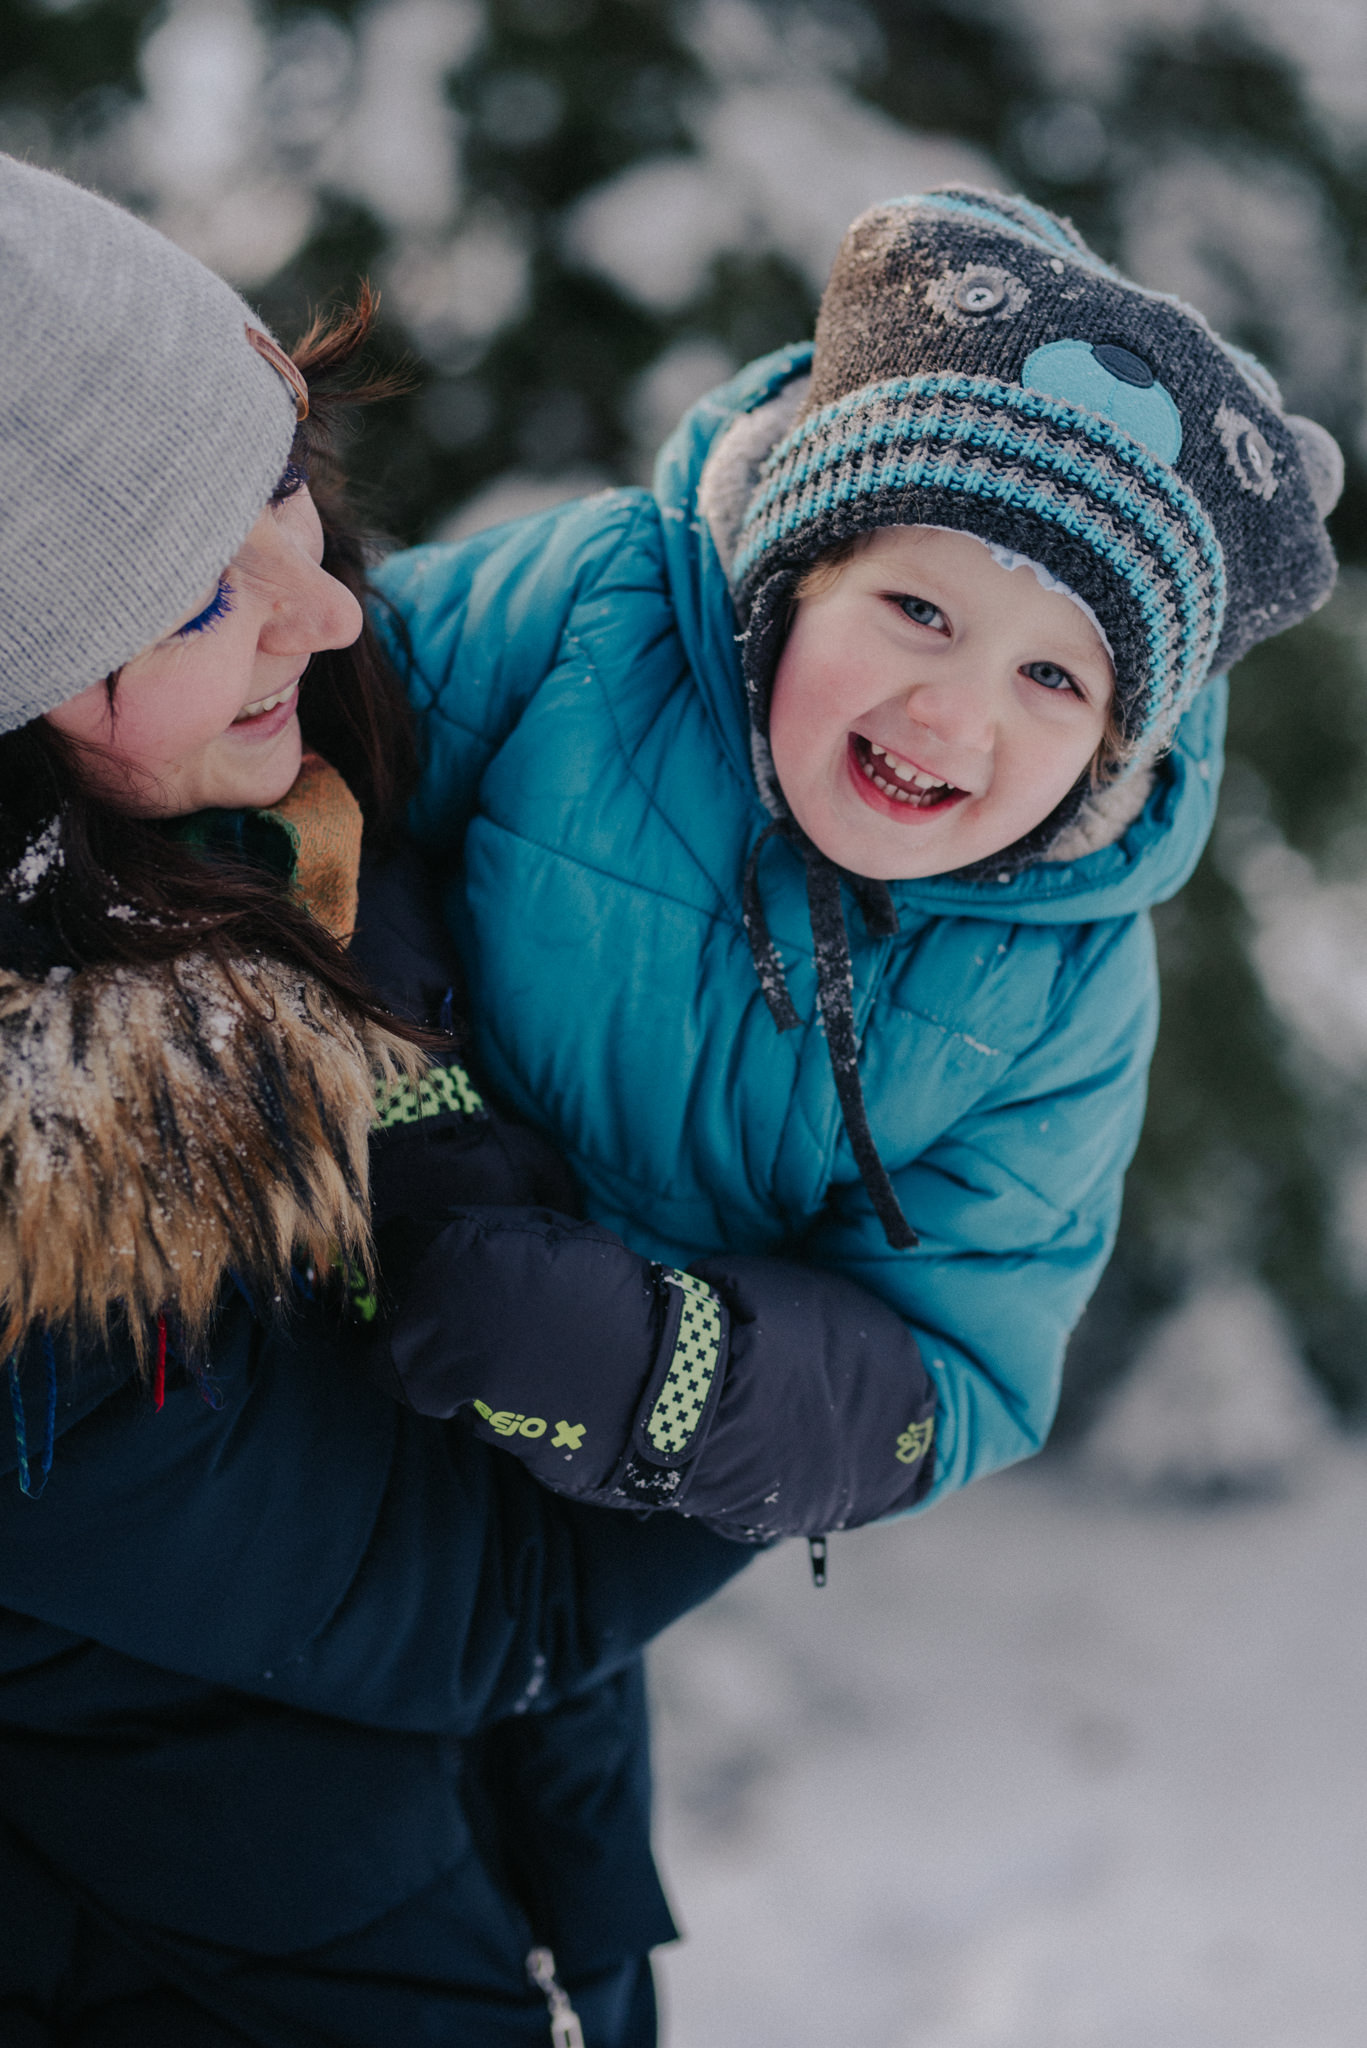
[176, 576, 235, 639]
[269, 459, 310, 506]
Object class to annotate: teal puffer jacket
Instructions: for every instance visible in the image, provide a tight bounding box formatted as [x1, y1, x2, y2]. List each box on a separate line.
[374, 347, 1224, 1510]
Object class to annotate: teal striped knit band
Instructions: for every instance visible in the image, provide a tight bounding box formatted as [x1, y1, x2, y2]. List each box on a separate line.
[736, 370, 1228, 768]
[730, 187, 1341, 840]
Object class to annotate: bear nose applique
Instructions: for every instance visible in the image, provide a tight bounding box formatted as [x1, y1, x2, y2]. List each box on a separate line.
[1091, 342, 1155, 387]
[1020, 337, 1183, 463]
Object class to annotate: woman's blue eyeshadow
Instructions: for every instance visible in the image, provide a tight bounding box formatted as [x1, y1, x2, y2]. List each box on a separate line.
[176, 576, 234, 638]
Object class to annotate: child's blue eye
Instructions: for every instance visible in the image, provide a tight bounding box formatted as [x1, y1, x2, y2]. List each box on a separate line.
[897, 594, 945, 629]
[1024, 660, 1076, 694]
[176, 576, 235, 638]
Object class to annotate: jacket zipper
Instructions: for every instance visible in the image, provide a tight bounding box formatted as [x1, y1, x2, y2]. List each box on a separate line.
[527, 1946, 586, 2047]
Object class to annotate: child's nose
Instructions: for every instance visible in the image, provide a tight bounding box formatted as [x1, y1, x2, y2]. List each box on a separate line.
[900, 672, 995, 755]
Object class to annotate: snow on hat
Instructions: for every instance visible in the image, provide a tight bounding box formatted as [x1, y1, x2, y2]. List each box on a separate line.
[732, 188, 1343, 814]
[0, 154, 306, 735]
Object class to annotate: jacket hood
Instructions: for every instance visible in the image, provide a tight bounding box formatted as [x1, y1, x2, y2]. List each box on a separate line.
[652, 345, 1225, 928]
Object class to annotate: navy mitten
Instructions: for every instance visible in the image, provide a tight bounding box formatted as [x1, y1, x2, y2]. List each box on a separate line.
[370, 1206, 936, 1541]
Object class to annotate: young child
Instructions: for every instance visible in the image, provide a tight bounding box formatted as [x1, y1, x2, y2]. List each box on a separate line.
[371, 189, 1341, 1531]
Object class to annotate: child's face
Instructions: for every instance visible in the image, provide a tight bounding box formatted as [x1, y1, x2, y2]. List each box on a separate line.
[768, 526, 1115, 881]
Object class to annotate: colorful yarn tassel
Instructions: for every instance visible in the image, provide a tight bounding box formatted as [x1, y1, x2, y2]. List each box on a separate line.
[7, 1332, 57, 1498]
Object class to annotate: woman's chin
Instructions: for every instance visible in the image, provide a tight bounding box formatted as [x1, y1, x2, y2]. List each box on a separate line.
[207, 718, 303, 812]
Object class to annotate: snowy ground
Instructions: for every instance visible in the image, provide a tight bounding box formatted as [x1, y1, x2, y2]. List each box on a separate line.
[649, 1442, 1367, 2048]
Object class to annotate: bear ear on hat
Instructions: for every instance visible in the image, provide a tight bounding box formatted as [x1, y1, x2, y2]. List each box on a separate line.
[1287, 413, 1345, 517]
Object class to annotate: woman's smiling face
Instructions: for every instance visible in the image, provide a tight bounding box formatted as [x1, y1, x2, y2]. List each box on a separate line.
[45, 485, 363, 817]
[768, 525, 1115, 881]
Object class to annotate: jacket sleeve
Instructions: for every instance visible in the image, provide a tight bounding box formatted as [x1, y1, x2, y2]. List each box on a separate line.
[0, 1303, 752, 1738]
[801, 913, 1159, 1507]
[370, 492, 653, 861]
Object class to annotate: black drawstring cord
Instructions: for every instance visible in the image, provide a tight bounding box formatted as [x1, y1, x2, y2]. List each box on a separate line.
[742, 821, 802, 1032]
[846, 871, 900, 939]
[803, 856, 919, 1251]
[743, 823, 919, 1251]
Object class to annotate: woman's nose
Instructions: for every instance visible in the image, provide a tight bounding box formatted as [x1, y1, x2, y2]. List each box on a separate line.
[261, 561, 364, 656]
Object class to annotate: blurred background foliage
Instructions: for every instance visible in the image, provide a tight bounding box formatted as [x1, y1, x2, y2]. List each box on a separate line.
[6, 0, 1367, 1431]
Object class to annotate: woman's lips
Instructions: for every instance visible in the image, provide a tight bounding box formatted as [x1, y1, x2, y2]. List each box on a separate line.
[847, 733, 967, 821]
[230, 679, 300, 740]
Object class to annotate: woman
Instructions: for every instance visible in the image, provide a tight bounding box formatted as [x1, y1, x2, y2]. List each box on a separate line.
[0, 156, 931, 2046]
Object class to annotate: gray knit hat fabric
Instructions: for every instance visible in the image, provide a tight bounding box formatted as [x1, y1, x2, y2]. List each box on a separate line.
[0, 154, 302, 734]
[733, 189, 1343, 798]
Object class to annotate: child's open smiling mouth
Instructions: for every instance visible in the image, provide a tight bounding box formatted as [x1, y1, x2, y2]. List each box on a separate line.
[847, 732, 969, 820]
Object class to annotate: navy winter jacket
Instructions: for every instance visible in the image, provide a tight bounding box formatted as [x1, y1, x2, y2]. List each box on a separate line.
[0, 855, 754, 2047]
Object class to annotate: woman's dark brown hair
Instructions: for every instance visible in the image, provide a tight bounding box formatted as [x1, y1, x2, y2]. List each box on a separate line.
[0, 289, 427, 1041]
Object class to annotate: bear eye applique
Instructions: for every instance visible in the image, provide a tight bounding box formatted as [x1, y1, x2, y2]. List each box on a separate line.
[926, 263, 1030, 324]
[1020, 338, 1183, 463]
[1215, 403, 1278, 501]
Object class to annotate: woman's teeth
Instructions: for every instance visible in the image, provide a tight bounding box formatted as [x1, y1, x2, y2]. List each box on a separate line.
[233, 683, 297, 724]
[861, 740, 956, 805]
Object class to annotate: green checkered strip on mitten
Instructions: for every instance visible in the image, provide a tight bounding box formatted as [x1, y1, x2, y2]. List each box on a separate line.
[643, 1270, 724, 1458]
[373, 1060, 485, 1129]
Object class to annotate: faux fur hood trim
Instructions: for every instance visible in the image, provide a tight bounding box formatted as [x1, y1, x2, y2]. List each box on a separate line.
[0, 949, 419, 1360]
[697, 374, 810, 591]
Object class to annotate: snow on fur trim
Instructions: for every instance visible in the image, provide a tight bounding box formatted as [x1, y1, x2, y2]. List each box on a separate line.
[0, 949, 418, 1360]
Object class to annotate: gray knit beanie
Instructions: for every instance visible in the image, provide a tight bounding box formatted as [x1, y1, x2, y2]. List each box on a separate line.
[0, 154, 305, 734]
[732, 189, 1344, 818]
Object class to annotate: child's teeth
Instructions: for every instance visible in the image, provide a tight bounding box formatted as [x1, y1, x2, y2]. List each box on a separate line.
[859, 736, 960, 804]
[863, 738, 951, 791]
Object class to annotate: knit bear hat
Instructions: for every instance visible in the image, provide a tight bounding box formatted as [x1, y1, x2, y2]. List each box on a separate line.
[731, 188, 1343, 806]
[0, 154, 305, 735]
